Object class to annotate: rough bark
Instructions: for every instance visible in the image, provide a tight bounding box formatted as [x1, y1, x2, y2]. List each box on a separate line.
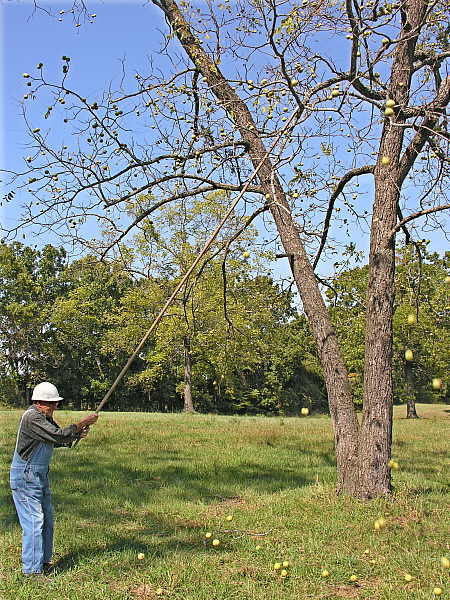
[358, 0, 428, 497]
[183, 335, 194, 412]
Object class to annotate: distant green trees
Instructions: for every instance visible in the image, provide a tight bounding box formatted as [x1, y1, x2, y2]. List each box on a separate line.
[328, 248, 450, 413]
[0, 240, 323, 412]
[1, 240, 447, 413]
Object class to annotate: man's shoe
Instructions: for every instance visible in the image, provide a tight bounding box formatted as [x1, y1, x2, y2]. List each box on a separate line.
[43, 563, 53, 574]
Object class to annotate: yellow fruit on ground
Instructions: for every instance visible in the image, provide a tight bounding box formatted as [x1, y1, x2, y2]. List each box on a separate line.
[363, 549, 370, 554]
[280, 569, 289, 577]
[137, 553, 145, 560]
[212, 539, 220, 546]
[205, 532, 212, 538]
[274, 562, 282, 570]
[282, 561, 289, 567]
[226, 515, 233, 521]
[445, 275, 450, 284]
[156, 588, 164, 596]
[321, 569, 330, 577]
[404, 573, 413, 582]
[301, 407, 309, 416]
[255, 545, 262, 550]
[440, 556, 450, 569]
[433, 588, 443, 596]
[388, 459, 399, 470]
[350, 575, 358, 582]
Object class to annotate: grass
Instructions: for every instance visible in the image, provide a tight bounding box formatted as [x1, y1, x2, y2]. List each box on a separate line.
[0, 404, 448, 600]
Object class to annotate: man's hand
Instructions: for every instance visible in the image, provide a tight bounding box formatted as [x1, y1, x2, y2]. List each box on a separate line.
[78, 427, 90, 439]
[76, 413, 99, 432]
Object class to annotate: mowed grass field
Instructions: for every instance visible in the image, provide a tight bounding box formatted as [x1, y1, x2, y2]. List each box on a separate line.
[0, 404, 449, 600]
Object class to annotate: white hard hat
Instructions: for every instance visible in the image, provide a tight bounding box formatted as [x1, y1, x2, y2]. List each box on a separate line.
[31, 382, 64, 402]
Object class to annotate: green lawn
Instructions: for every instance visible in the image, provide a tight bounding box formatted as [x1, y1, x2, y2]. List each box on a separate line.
[1, 404, 448, 600]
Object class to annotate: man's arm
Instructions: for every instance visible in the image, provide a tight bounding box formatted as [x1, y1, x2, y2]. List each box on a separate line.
[24, 411, 98, 445]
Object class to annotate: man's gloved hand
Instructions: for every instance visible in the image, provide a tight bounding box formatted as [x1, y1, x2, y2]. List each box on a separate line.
[78, 427, 90, 439]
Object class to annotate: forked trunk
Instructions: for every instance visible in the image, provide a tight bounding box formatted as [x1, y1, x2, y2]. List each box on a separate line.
[153, 0, 440, 499]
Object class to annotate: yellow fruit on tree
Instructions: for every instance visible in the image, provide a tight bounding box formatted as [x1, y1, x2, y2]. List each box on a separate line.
[432, 378, 443, 390]
[405, 349, 414, 361]
[407, 313, 416, 324]
[384, 107, 394, 116]
[381, 156, 390, 165]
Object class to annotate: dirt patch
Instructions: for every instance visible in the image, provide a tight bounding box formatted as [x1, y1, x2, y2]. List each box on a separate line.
[204, 495, 249, 517]
[391, 511, 421, 527]
[329, 584, 361, 598]
[131, 583, 164, 599]
[173, 516, 204, 528]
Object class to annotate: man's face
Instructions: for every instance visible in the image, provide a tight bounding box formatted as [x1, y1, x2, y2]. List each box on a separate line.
[35, 400, 59, 417]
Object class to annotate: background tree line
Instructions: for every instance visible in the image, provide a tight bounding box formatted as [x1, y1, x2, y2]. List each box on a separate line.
[1, 240, 447, 413]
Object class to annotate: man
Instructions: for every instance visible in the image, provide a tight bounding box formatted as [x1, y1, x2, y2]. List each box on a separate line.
[9, 381, 99, 576]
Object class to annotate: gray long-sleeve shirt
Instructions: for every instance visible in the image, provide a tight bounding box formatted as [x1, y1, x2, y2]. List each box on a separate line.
[14, 405, 79, 460]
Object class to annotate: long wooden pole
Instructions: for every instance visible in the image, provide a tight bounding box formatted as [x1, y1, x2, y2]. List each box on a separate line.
[77, 108, 299, 436]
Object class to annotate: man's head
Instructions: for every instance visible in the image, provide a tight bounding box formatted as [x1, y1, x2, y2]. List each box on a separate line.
[31, 382, 63, 417]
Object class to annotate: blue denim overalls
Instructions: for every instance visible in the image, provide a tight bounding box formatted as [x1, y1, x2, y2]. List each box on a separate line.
[10, 424, 54, 575]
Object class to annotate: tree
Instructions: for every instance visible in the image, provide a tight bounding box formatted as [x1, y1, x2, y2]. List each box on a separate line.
[102, 192, 298, 413]
[0, 242, 68, 404]
[3, 0, 449, 497]
[328, 248, 450, 414]
[49, 255, 134, 409]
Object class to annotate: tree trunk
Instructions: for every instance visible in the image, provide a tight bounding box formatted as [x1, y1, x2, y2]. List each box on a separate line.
[405, 360, 419, 418]
[358, 0, 427, 498]
[183, 335, 194, 413]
